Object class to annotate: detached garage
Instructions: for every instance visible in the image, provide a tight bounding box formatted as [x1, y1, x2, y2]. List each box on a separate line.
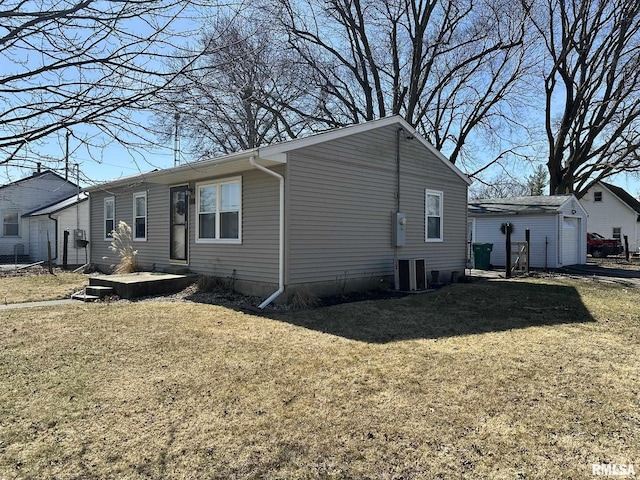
[468, 195, 588, 269]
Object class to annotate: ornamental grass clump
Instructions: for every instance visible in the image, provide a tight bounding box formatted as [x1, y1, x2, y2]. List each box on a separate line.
[108, 221, 138, 274]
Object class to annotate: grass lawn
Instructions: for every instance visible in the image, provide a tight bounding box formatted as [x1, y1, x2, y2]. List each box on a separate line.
[0, 271, 88, 304]
[0, 277, 638, 478]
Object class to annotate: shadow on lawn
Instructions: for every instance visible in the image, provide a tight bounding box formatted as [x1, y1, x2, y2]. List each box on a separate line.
[271, 280, 594, 343]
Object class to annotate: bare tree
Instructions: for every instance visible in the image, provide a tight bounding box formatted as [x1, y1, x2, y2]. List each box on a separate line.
[470, 173, 530, 199]
[0, 0, 218, 171]
[527, 0, 640, 197]
[153, 11, 318, 158]
[274, 0, 536, 172]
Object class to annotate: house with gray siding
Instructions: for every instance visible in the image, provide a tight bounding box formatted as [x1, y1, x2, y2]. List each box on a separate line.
[87, 116, 471, 305]
[468, 195, 588, 269]
[0, 170, 78, 262]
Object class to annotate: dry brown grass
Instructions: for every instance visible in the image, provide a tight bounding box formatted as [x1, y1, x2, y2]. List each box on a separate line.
[0, 277, 638, 479]
[0, 272, 88, 304]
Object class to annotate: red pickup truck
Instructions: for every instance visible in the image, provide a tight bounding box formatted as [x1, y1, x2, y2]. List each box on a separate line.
[587, 232, 624, 258]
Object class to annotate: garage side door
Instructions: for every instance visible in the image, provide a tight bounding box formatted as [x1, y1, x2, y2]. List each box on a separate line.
[562, 217, 579, 265]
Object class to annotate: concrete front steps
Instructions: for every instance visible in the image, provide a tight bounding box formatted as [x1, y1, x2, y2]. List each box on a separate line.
[71, 272, 196, 302]
[71, 285, 115, 302]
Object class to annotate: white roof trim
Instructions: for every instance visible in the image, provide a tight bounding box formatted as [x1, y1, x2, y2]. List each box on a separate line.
[88, 116, 471, 190]
[559, 194, 589, 217]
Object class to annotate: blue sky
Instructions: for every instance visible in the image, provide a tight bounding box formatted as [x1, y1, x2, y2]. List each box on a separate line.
[2, 115, 640, 199]
[1, 1, 639, 198]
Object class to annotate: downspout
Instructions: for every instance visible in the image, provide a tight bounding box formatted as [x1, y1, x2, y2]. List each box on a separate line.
[48, 213, 58, 261]
[249, 155, 285, 309]
[396, 127, 402, 212]
[394, 127, 402, 269]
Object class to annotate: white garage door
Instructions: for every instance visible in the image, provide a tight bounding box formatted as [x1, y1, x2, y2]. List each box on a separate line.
[562, 217, 579, 265]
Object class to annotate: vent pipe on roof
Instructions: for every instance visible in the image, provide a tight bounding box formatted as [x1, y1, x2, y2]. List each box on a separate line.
[249, 155, 285, 309]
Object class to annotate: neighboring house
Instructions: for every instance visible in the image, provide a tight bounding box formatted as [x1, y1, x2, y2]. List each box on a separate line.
[0, 171, 79, 262]
[581, 181, 640, 254]
[87, 116, 472, 305]
[24, 192, 90, 266]
[468, 195, 588, 269]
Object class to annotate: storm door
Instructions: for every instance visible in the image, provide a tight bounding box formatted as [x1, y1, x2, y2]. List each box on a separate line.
[170, 185, 188, 263]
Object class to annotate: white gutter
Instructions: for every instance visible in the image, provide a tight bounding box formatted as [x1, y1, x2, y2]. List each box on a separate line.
[249, 155, 285, 309]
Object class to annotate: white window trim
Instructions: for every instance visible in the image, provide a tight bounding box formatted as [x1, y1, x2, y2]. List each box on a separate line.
[612, 227, 622, 241]
[133, 191, 147, 241]
[195, 176, 242, 244]
[2, 210, 20, 237]
[425, 189, 444, 242]
[104, 197, 115, 241]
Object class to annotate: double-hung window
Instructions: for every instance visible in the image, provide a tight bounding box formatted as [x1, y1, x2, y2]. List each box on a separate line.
[133, 192, 147, 241]
[104, 197, 115, 240]
[196, 177, 241, 243]
[425, 189, 443, 242]
[613, 227, 622, 242]
[2, 211, 19, 236]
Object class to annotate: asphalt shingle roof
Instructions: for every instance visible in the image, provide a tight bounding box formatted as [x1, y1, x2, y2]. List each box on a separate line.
[23, 192, 88, 217]
[468, 195, 573, 215]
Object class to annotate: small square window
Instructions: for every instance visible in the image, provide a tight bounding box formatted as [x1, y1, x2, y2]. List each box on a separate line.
[613, 227, 621, 241]
[594, 191, 602, 202]
[3, 211, 19, 236]
[196, 177, 242, 243]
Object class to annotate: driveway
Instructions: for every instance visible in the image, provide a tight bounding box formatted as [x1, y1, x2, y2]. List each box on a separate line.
[558, 261, 640, 288]
[471, 259, 640, 288]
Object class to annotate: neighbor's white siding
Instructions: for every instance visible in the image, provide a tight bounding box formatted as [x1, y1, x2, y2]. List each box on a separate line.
[581, 184, 640, 253]
[0, 172, 77, 259]
[55, 200, 90, 265]
[471, 198, 587, 269]
[27, 218, 55, 262]
[557, 197, 587, 265]
[472, 214, 560, 269]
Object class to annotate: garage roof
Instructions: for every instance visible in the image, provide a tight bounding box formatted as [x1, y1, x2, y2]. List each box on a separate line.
[469, 195, 575, 216]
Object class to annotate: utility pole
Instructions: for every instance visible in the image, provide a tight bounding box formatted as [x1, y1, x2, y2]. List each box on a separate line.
[76, 163, 80, 228]
[174, 113, 180, 167]
[65, 130, 70, 180]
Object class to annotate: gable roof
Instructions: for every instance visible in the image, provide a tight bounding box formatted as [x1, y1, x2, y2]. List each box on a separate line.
[0, 170, 77, 190]
[87, 116, 471, 190]
[601, 181, 640, 215]
[24, 192, 88, 217]
[469, 195, 576, 216]
[258, 116, 472, 185]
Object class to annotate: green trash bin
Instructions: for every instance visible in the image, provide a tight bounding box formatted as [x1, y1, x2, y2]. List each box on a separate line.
[472, 243, 493, 270]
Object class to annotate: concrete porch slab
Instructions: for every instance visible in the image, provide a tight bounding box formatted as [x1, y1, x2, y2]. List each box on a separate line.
[90, 272, 197, 299]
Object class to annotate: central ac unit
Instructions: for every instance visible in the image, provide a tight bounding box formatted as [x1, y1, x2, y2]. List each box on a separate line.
[394, 258, 427, 291]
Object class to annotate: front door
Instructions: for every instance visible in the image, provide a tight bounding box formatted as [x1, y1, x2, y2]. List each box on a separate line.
[170, 186, 188, 263]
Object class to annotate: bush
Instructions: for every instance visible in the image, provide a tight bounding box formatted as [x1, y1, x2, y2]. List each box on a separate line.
[197, 275, 227, 292]
[108, 221, 138, 274]
[290, 288, 321, 309]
